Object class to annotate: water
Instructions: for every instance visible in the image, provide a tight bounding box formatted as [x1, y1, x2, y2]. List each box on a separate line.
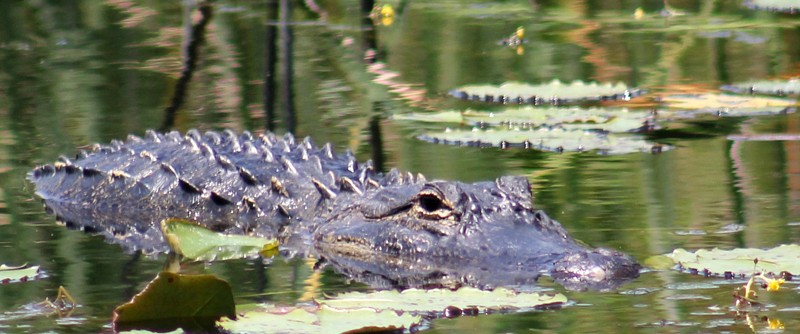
[0, 0, 799, 332]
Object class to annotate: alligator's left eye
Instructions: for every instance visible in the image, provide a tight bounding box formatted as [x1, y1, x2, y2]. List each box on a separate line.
[414, 189, 454, 220]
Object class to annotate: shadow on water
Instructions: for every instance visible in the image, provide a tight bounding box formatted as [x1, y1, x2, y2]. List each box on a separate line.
[161, 2, 213, 131]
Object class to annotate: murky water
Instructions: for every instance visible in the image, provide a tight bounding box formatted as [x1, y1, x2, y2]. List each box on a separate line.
[0, 1, 798, 333]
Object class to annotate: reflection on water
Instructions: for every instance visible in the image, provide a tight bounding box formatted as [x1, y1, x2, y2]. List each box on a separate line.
[0, 0, 799, 332]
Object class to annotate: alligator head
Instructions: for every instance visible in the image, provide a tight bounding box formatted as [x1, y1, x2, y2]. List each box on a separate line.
[311, 175, 640, 291]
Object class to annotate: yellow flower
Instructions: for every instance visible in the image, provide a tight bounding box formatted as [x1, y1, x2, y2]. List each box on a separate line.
[380, 4, 395, 26]
[766, 277, 785, 291]
[634, 8, 644, 20]
[768, 318, 784, 330]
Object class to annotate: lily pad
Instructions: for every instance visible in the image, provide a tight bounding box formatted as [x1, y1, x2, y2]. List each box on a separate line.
[721, 78, 800, 96]
[660, 94, 797, 117]
[220, 305, 420, 334]
[744, 0, 800, 13]
[394, 107, 653, 133]
[160, 218, 278, 261]
[420, 127, 667, 154]
[662, 94, 797, 110]
[113, 272, 236, 332]
[220, 287, 563, 333]
[664, 244, 800, 277]
[0, 264, 41, 283]
[449, 80, 643, 105]
[324, 287, 566, 313]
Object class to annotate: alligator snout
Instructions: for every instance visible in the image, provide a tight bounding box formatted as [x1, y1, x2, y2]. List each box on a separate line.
[551, 248, 641, 291]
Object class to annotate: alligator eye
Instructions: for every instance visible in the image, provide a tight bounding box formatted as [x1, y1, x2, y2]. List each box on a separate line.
[414, 190, 453, 219]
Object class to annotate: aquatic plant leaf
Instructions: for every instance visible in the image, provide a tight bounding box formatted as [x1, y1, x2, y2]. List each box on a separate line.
[450, 80, 643, 104]
[394, 107, 652, 133]
[0, 264, 41, 283]
[420, 127, 666, 154]
[665, 244, 800, 276]
[160, 218, 278, 261]
[113, 272, 235, 332]
[661, 94, 797, 117]
[662, 94, 796, 110]
[220, 287, 562, 333]
[744, 0, 800, 13]
[323, 286, 566, 312]
[721, 78, 800, 96]
[220, 305, 420, 334]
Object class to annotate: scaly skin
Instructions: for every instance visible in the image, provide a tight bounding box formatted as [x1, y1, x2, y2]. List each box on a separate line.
[29, 129, 640, 290]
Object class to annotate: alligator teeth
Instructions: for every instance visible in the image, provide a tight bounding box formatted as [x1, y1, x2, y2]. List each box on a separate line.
[312, 178, 337, 200]
[346, 157, 357, 173]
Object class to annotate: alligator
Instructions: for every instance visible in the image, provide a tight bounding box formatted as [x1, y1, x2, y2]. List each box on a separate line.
[28, 129, 640, 290]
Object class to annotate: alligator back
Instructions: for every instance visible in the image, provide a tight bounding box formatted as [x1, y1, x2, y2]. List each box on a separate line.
[29, 129, 369, 253]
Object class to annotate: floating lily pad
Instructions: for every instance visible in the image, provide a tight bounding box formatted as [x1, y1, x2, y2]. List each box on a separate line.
[721, 78, 800, 96]
[220, 287, 563, 333]
[220, 305, 420, 334]
[664, 244, 800, 277]
[660, 94, 797, 117]
[0, 264, 42, 283]
[394, 107, 653, 133]
[324, 287, 566, 313]
[420, 127, 667, 154]
[744, 0, 800, 13]
[160, 218, 278, 261]
[449, 80, 643, 105]
[113, 272, 236, 332]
